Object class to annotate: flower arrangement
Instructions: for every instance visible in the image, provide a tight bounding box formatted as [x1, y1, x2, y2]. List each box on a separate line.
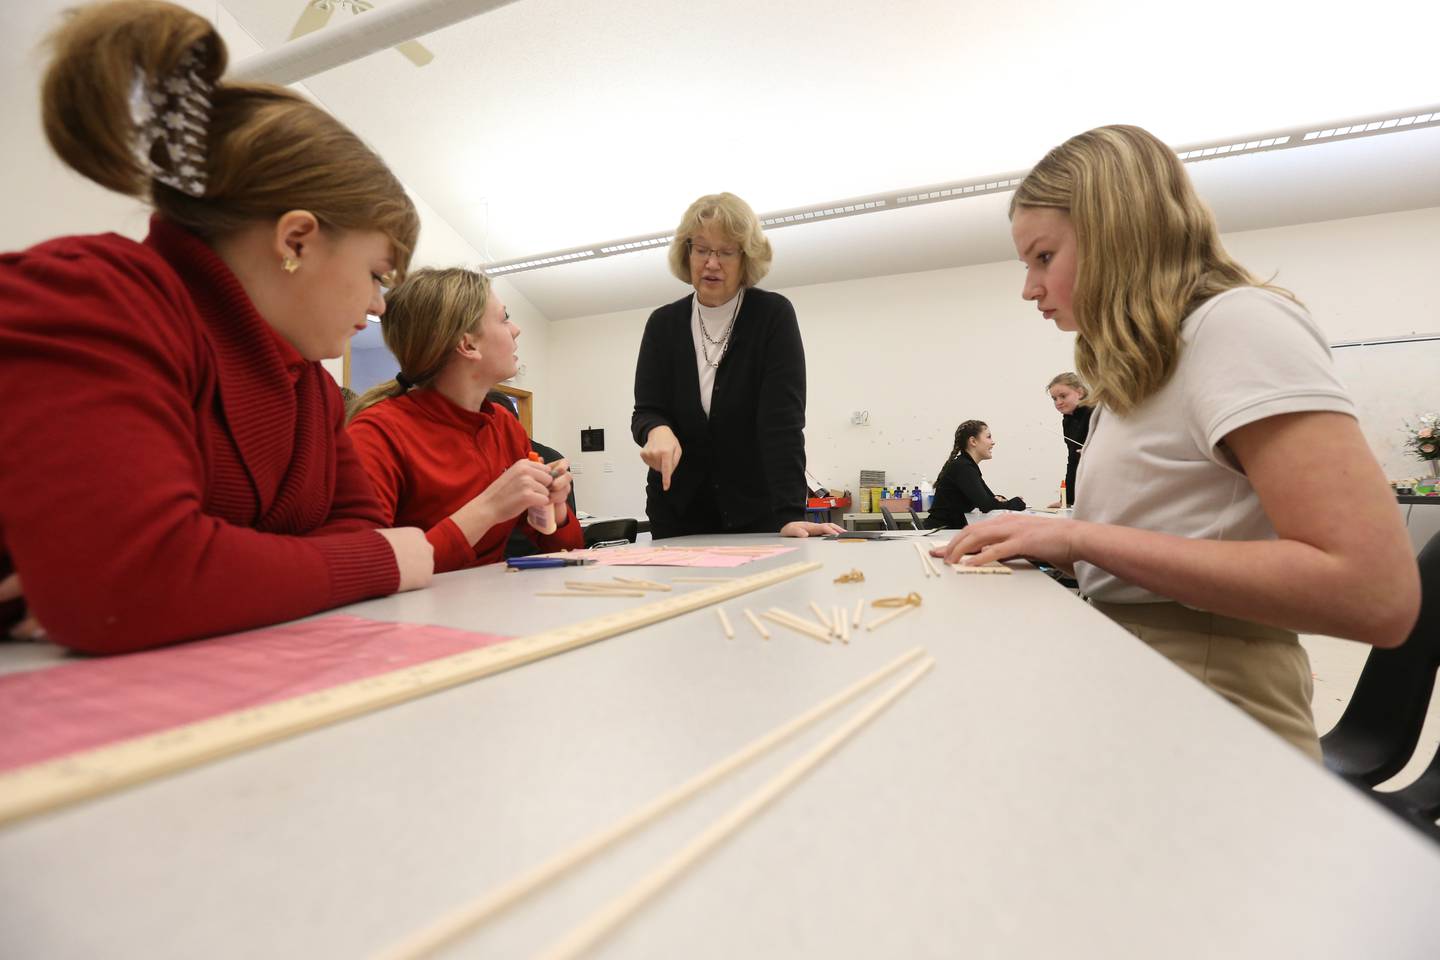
[1404, 413, 1440, 462]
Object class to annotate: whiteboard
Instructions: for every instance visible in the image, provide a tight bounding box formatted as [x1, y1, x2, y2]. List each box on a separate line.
[1330, 335, 1440, 479]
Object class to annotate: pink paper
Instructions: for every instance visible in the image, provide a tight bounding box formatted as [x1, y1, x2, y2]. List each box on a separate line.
[0, 615, 509, 774]
[541, 545, 797, 568]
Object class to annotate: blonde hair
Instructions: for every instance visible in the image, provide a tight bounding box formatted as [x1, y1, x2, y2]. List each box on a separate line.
[42, 0, 419, 274]
[1046, 372, 1087, 398]
[667, 192, 773, 288]
[348, 268, 491, 420]
[1011, 125, 1293, 415]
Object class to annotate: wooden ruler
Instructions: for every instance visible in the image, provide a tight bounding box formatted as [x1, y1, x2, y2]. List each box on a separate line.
[0, 561, 822, 828]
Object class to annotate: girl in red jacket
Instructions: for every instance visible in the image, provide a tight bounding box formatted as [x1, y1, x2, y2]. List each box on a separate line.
[347, 269, 584, 572]
[0, 0, 435, 653]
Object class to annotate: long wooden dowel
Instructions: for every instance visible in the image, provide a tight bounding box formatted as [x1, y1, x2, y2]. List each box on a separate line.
[534, 656, 937, 960]
[379, 648, 928, 960]
[0, 561, 825, 828]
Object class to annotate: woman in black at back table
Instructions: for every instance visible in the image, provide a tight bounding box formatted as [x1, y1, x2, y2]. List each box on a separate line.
[925, 420, 1026, 530]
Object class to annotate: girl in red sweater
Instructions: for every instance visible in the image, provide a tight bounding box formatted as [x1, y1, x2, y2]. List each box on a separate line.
[0, 1, 435, 653]
[348, 269, 584, 571]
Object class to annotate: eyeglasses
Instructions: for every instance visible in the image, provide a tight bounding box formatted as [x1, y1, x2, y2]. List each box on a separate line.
[689, 242, 740, 264]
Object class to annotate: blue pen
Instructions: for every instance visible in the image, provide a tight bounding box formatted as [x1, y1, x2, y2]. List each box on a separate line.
[506, 556, 594, 570]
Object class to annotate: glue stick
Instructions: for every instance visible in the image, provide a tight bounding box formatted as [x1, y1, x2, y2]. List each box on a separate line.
[526, 451, 558, 534]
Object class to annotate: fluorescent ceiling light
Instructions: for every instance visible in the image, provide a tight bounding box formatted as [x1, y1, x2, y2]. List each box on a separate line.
[479, 104, 1440, 278]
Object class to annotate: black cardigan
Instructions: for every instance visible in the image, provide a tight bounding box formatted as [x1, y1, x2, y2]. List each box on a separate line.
[631, 288, 807, 535]
[1062, 405, 1092, 506]
[925, 451, 1025, 530]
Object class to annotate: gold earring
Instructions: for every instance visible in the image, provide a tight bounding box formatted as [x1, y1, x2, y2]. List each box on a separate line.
[281, 256, 300, 274]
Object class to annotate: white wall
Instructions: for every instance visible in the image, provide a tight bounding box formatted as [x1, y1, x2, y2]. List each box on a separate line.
[1223, 207, 1440, 478]
[548, 205, 1440, 519]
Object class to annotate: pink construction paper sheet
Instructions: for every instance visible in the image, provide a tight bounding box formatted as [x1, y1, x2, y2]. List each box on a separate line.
[0, 615, 510, 775]
[540, 545, 797, 568]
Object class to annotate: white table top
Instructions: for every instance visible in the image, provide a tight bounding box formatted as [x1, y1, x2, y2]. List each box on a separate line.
[3, 534, 1439, 958]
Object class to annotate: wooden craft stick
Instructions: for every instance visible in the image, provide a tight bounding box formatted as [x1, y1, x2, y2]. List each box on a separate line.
[671, 577, 736, 584]
[764, 609, 832, 644]
[808, 600, 834, 634]
[913, 541, 931, 579]
[866, 602, 919, 632]
[534, 657, 937, 960]
[696, 546, 784, 554]
[742, 608, 769, 640]
[564, 582, 645, 593]
[853, 597, 865, 628]
[613, 577, 671, 591]
[717, 608, 735, 640]
[535, 591, 645, 598]
[912, 542, 942, 578]
[834, 606, 849, 644]
[950, 562, 1012, 575]
[762, 609, 832, 644]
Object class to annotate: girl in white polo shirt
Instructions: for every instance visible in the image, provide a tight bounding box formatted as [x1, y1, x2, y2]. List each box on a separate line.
[936, 125, 1419, 758]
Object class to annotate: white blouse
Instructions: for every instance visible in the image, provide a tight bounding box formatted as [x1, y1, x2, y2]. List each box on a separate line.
[690, 289, 743, 417]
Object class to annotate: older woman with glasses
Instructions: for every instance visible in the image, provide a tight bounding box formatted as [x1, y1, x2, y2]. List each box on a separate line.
[631, 193, 840, 540]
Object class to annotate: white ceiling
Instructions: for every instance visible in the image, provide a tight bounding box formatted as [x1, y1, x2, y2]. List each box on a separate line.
[224, 0, 1440, 320]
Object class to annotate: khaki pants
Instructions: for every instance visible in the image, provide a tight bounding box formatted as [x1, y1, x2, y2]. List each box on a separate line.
[1091, 600, 1322, 761]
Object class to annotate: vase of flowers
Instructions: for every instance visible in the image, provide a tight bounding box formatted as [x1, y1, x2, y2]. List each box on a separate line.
[1405, 413, 1440, 477]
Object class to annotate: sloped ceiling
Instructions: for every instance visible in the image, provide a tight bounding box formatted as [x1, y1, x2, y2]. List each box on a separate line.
[225, 0, 1440, 319]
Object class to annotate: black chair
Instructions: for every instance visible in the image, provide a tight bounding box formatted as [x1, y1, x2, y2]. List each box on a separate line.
[1321, 531, 1440, 842]
[908, 510, 924, 531]
[879, 506, 898, 531]
[583, 518, 639, 548]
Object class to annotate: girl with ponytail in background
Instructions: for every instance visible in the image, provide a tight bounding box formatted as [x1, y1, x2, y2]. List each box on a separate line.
[924, 420, 1026, 531]
[0, 0, 434, 654]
